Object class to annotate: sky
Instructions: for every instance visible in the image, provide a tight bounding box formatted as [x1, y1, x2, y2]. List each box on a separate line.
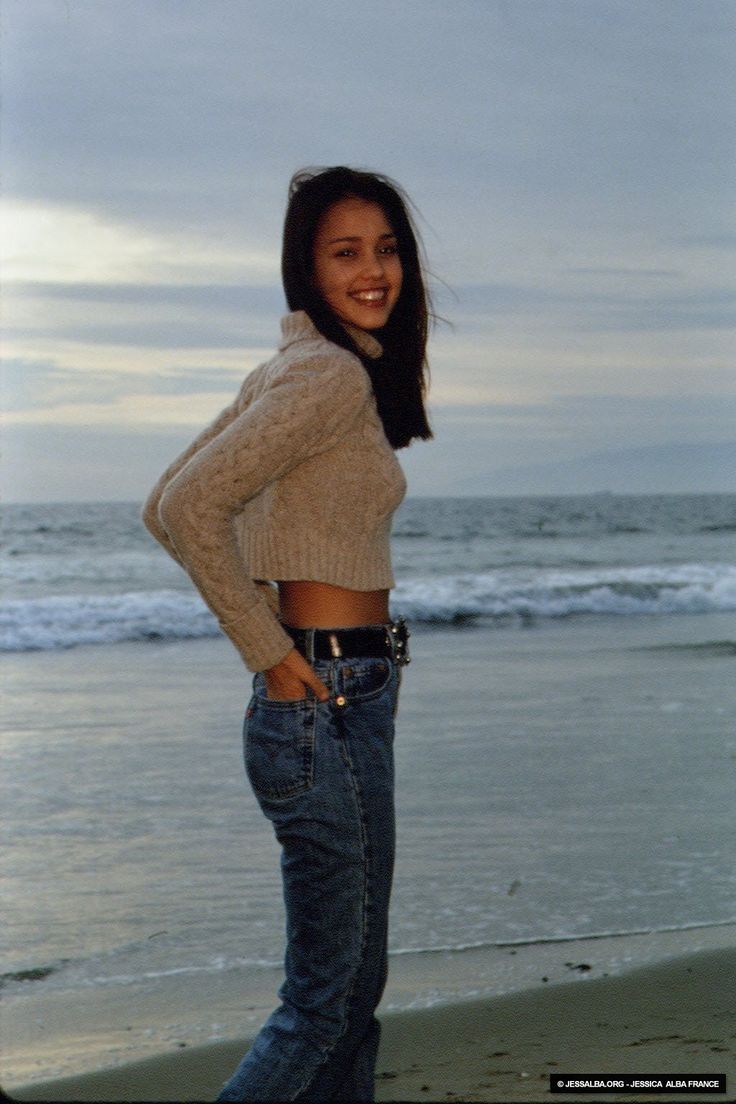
[1, 0, 734, 502]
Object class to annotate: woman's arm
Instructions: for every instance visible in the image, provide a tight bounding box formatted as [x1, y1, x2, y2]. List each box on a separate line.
[142, 367, 266, 561]
[156, 353, 370, 671]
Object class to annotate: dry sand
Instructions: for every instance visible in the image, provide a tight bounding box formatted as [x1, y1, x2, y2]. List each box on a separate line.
[7, 945, 734, 1104]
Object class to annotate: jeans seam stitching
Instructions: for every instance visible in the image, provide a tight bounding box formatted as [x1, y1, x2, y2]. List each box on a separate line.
[291, 738, 369, 1099]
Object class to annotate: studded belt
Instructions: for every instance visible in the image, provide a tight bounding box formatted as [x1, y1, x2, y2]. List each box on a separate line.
[285, 618, 410, 665]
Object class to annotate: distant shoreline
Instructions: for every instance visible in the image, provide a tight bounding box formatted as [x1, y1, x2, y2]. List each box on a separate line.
[3, 489, 736, 507]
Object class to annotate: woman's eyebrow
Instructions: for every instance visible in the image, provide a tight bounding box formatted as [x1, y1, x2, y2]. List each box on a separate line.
[327, 232, 398, 245]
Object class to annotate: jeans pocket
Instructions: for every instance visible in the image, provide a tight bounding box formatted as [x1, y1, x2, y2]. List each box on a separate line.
[244, 696, 316, 801]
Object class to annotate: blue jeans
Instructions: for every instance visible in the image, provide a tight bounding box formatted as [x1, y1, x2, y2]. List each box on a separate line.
[217, 654, 399, 1102]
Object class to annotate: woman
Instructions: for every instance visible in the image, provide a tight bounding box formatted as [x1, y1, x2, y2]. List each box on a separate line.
[143, 165, 432, 1101]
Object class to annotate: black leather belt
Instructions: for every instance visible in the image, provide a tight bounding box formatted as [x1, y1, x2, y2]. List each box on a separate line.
[285, 619, 410, 665]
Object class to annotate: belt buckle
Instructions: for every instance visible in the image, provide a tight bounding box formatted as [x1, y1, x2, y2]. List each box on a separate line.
[388, 616, 411, 666]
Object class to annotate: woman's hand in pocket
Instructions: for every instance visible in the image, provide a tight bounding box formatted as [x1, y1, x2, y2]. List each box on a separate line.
[263, 648, 330, 702]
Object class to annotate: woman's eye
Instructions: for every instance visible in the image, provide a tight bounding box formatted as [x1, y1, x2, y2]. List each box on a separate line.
[380, 245, 398, 255]
[335, 248, 356, 257]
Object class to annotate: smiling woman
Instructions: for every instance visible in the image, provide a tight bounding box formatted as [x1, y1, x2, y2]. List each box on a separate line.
[142, 166, 434, 1102]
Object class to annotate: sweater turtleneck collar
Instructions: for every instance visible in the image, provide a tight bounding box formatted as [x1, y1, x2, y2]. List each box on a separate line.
[280, 310, 383, 360]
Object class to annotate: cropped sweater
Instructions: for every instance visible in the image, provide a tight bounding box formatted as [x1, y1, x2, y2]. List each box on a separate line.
[142, 311, 407, 671]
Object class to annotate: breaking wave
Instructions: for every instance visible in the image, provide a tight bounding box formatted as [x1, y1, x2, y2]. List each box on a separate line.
[2, 563, 735, 652]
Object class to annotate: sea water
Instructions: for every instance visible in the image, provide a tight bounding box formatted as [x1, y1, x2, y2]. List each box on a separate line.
[2, 495, 735, 1078]
[3, 495, 735, 648]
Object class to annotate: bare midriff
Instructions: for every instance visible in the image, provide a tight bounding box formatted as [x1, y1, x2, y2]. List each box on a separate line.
[277, 580, 390, 629]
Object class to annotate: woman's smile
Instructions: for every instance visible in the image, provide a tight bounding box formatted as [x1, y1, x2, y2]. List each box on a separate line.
[351, 288, 387, 302]
[312, 197, 403, 330]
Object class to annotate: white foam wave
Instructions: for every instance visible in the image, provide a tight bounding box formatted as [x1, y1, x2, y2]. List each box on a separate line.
[0, 589, 219, 652]
[2, 564, 735, 652]
[393, 562, 736, 623]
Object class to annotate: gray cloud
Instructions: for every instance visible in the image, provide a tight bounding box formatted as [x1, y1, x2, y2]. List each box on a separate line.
[444, 282, 736, 334]
[6, 281, 283, 309]
[1, 424, 192, 503]
[2, 0, 734, 499]
[395, 391, 736, 496]
[4, 281, 285, 352]
[13, 320, 267, 350]
[5, 0, 733, 235]
[677, 233, 736, 250]
[2, 357, 249, 413]
[566, 269, 681, 278]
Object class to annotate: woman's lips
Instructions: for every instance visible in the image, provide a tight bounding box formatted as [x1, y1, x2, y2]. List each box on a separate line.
[349, 288, 388, 304]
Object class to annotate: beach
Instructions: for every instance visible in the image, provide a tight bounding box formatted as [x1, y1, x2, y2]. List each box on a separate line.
[7, 936, 735, 1102]
[2, 496, 735, 1099]
[3, 618, 735, 1101]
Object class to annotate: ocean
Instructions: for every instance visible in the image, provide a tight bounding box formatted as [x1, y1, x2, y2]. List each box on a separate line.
[2, 494, 735, 1084]
[3, 495, 735, 648]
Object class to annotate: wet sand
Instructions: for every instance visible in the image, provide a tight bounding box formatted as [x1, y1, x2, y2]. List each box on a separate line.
[8, 943, 734, 1103]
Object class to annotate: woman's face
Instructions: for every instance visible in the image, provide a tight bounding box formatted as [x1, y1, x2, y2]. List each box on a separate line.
[312, 197, 403, 331]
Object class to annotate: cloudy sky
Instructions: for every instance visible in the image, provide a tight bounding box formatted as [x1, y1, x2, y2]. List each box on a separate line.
[2, 0, 734, 501]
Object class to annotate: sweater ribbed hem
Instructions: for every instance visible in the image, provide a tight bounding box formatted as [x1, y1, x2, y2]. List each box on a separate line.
[244, 530, 396, 591]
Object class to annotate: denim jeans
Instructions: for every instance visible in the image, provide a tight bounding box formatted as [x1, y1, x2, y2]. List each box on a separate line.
[217, 654, 399, 1102]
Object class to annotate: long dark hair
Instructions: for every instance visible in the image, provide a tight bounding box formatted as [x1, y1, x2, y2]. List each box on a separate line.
[282, 166, 432, 448]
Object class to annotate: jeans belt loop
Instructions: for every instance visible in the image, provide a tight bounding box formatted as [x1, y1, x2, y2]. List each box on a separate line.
[305, 628, 315, 665]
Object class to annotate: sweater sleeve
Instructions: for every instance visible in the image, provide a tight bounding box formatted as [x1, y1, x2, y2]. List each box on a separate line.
[156, 352, 370, 671]
[142, 367, 268, 563]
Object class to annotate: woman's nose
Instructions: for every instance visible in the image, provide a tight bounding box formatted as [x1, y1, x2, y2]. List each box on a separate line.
[360, 252, 386, 278]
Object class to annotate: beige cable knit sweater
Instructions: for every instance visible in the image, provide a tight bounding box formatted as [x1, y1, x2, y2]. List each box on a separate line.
[142, 311, 407, 671]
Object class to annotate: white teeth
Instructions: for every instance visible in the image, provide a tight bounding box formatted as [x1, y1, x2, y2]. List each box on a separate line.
[352, 289, 385, 302]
